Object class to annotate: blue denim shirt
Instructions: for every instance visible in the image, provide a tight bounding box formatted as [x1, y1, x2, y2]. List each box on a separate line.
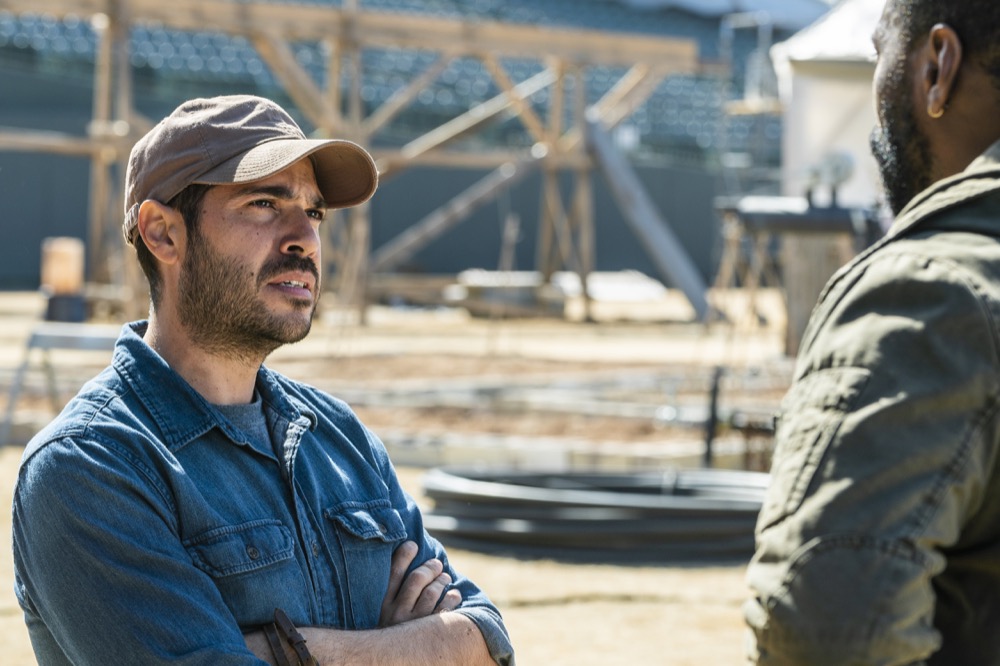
[12, 321, 514, 665]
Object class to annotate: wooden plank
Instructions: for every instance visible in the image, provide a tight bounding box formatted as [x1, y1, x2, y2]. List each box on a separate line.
[250, 32, 335, 130]
[0, 129, 101, 156]
[371, 160, 539, 272]
[480, 53, 548, 145]
[384, 68, 555, 173]
[559, 65, 668, 151]
[363, 52, 456, 137]
[372, 147, 587, 172]
[0, 0, 699, 68]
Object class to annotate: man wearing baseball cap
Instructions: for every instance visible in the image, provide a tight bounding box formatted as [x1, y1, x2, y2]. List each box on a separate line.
[12, 95, 514, 665]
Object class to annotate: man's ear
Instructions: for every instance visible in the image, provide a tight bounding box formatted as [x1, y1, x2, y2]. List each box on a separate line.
[136, 200, 185, 266]
[922, 23, 963, 119]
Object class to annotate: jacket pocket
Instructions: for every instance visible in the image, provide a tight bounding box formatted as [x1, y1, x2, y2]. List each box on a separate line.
[758, 366, 871, 531]
[184, 519, 301, 624]
[326, 501, 407, 627]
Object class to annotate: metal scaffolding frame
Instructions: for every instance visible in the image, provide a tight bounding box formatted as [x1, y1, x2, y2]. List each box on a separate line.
[0, 0, 704, 318]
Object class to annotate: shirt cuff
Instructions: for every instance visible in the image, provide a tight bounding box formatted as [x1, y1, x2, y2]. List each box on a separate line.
[453, 606, 515, 666]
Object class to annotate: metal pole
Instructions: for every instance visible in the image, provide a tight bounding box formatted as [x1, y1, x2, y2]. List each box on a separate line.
[704, 366, 725, 468]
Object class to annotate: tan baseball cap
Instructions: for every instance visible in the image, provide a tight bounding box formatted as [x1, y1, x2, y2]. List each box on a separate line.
[123, 94, 378, 245]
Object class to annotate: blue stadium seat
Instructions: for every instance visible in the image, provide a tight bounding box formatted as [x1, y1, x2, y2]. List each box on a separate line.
[0, 0, 786, 164]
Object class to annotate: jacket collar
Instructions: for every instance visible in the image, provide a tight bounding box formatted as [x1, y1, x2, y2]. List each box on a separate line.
[887, 139, 1000, 240]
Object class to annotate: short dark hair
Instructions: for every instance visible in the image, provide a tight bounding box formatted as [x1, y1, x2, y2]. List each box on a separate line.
[134, 183, 212, 307]
[893, 0, 1000, 89]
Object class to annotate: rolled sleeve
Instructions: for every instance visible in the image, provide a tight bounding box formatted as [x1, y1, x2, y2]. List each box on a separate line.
[453, 607, 515, 666]
[376, 436, 515, 665]
[745, 250, 1000, 664]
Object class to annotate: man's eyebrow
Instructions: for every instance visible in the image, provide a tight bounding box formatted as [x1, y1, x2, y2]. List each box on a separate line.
[234, 184, 327, 209]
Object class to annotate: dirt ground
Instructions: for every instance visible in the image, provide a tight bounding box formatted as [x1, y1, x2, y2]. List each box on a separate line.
[0, 291, 787, 665]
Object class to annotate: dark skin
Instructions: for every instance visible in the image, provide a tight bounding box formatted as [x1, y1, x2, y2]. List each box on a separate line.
[875, 7, 1000, 186]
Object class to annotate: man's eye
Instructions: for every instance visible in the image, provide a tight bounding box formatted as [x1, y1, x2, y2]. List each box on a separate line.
[250, 199, 275, 209]
[308, 209, 326, 221]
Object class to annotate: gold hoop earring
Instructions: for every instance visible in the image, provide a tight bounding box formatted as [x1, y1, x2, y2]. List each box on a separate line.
[928, 106, 945, 119]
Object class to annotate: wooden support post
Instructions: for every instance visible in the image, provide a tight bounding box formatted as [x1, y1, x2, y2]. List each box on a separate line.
[479, 53, 549, 145]
[88, 12, 114, 287]
[109, 2, 140, 314]
[571, 64, 594, 321]
[0, 0, 702, 323]
[323, 37, 344, 136]
[535, 61, 565, 286]
[251, 32, 335, 131]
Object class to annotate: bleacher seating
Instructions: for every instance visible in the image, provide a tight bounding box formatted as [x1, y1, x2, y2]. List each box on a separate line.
[0, 0, 783, 166]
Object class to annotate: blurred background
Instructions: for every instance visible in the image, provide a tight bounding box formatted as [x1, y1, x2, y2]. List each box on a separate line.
[0, 0, 885, 663]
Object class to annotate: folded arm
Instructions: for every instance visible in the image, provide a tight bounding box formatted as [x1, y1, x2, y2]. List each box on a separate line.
[246, 541, 493, 665]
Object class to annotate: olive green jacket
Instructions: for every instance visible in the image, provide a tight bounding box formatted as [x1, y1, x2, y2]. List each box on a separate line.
[746, 141, 1000, 666]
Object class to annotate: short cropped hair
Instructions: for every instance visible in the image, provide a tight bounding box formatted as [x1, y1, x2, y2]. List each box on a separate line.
[892, 0, 1000, 89]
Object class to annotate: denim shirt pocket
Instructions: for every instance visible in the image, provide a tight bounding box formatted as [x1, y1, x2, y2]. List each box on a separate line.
[758, 366, 871, 531]
[184, 519, 299, 625]
[325, 501, 407, 628]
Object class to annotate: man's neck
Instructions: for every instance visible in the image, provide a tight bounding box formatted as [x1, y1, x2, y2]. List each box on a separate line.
[143, 313, 263, 405]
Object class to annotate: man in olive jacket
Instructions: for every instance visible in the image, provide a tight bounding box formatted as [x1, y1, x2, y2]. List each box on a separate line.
[746, 1, 1000, 664]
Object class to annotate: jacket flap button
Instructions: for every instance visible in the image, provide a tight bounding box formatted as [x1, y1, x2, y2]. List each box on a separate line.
[246, 545, 261, 560]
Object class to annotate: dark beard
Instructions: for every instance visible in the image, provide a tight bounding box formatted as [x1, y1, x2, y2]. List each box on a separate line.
[178, 225, 319, 360]
[869, 61, 935, 216]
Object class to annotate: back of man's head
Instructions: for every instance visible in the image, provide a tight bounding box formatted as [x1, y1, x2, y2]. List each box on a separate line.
[892, 0, 1000, 88]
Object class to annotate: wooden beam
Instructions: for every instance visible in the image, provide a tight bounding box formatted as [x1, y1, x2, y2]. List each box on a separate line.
[371, 160, 540, 272]
[0, 129, 103, 156]
[570, 63, 595, 320]
[558, 64, 668, 152]
[322, 37, 345, 136]
[0, 0, 699, 68]
[598, 65, 667, 128]
[0, 0, 703, 314]
[362, 53, 455, 137]
[479, 53, 548, 146]
[250, 32, 335, 131]
[384, 68, 555, 174]
[541, 169, 581, 273]
[88, 10, 116, 285]
[373, 147, 581, 171]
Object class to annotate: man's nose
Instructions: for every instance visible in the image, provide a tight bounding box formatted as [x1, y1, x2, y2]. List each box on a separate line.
[281, 208, 321, 257]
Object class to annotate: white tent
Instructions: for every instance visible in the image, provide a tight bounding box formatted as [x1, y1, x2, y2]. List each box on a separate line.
[762, 0, 885, 355]
[770, 0, 886, 207]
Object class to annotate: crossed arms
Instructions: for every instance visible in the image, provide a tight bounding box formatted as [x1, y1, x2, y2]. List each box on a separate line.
[245, 541, 495, 665]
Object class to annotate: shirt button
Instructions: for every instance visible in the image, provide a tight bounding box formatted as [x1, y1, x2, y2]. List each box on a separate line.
[377, 523, 388, 534]
[246, 546, 261, 560]
[311, 542, 320, 556]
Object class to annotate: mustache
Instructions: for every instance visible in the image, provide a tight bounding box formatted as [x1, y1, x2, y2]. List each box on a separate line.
[258, 256, 320, 286]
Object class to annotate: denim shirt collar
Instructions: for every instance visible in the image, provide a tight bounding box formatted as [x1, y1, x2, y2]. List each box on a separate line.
[113, 321, 318, 456]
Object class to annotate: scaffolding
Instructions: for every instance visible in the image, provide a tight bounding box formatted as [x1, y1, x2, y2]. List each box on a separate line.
[0, 0, 705, 319]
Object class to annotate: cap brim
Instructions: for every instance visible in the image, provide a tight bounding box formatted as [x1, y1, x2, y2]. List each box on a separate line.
[194, 138, 378, 209]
